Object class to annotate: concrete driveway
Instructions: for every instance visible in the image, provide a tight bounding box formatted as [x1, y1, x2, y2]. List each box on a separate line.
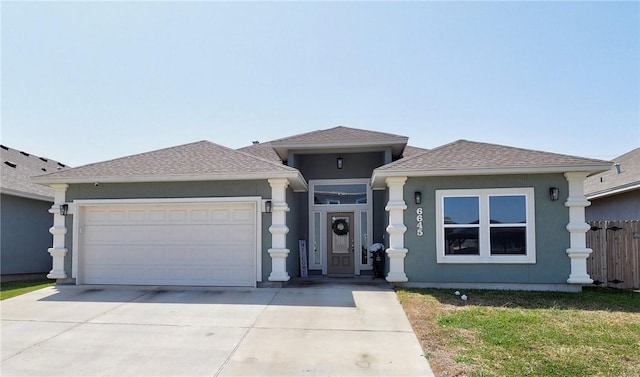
[1, 282, 433, 377]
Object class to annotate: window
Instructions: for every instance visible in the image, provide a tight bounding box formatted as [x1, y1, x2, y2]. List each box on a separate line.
[313, 184, 367, 205]
[436, 188, 535, 264]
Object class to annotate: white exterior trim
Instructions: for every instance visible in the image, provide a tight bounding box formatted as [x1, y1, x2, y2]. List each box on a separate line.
[268, 178, 291, 282]
[47, 184, 69, 279]
[435, 188, 536, 264]
[385, 176, 408, 282]
[71, 197, 263, 285]
[564, 172, 593, 284]
[307, 179, 373, 275]
[586, 182, 640, 200]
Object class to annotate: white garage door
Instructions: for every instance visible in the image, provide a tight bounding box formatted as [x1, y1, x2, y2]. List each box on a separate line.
[79, 201, 257, 286]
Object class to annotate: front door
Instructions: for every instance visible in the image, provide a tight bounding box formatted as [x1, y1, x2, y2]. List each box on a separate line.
[327, 212, 354, 274]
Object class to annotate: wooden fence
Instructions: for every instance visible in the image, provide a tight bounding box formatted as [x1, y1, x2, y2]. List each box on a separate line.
[586, 220, 640, 289]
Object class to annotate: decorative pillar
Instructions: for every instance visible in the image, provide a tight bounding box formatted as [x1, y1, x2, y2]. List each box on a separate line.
[385, 177, 408, 282]
[47, 184, 69, 279]
[564, 172, 593, 284]
[268, 178, 291, 282]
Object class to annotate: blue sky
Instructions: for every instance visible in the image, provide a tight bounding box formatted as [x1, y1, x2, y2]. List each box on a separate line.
[2, 1, 638, 167]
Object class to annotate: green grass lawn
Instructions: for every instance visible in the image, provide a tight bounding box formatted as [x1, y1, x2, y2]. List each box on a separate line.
[397, 287, 640, 377]
[0, 279, 55, 300]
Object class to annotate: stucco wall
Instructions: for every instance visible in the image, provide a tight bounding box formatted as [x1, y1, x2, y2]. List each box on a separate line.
[586, 190, 640, 221]
[65, 181, 273, 281]
[296, 152, 385, 180]
[1, 194, 53, 275]
[402, 174, 570, 284]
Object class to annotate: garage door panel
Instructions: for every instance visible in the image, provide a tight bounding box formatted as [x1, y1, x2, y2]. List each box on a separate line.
[81, 202, 257, 286]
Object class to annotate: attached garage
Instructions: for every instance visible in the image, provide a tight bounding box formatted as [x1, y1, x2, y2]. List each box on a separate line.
[73, 199, 260, 287]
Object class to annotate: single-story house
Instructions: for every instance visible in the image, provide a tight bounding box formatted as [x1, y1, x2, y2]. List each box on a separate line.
[32, 126, 612, 291]
[584, 147, 640, 221]
[1, 145, 68, 278]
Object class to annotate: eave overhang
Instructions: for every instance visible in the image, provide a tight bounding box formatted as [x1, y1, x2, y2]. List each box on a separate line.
[370, 164, 612, 190]
[270, 139, 408, 160]
[33, 171, 309, 192]
[0, 187, 54, 202]
[586, 182, 640, 200]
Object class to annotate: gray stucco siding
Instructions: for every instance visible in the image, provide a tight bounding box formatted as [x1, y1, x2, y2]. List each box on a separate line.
[402, 174, 571, 285]
[64, 180, 273, 282]
[1, 194, 53, 275]
[296, 152, 385, 180]
[586, 190, 640, 221]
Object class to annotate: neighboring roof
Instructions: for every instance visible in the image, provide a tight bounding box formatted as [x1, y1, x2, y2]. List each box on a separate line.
[269, 126, 409, 160]
[237, 142, 282, 163]
[372, 139, 612, 188]
[584, 147, 640, 199]
[1, 145, 69, 201]
[33, 141, 307, 191]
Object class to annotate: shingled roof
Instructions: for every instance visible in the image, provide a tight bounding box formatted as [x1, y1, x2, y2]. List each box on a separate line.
[584, 147, 640, 199]
[238, 136, 425, 162]
[401, 145, 429, 158]
[1, 145, 69, 200]
[237, 141, 282, 163]
[269, 126, 409, 160]
[372, 139, 611, 188]
[32, 141, 307, 190]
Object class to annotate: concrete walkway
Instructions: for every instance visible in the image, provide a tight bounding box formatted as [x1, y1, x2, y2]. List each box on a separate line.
[1, 283, 433, 376]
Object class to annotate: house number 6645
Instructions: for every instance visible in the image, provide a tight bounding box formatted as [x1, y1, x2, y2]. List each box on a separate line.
[416, 208, 423, 237]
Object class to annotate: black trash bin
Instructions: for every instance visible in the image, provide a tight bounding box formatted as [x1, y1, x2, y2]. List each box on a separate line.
[372, 249, 385, 278]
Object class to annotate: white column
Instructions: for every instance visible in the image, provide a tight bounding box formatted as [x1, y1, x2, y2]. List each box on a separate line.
[385, 177, 408, 282]
[564, 172, 593, 284]
[47, 184, 69, 279]
[268, 178, 291, 282]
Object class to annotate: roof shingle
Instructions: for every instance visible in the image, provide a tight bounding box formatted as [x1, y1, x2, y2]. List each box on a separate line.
[269, 126, 409, 159]
[271, 126, 408, 144]
[237, 142, 282, 163]
[33, 141, 301, 184]
[377, 140, 611, 172]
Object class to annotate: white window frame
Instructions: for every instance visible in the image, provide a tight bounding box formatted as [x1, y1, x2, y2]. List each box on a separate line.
[436, 188, 536, 264]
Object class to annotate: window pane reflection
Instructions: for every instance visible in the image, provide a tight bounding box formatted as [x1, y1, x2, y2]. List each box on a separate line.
[314, 184, 367, 205]
[444, 228, 479, 255]
[444, 197, 479, 224]
[489, 196, 526, 224]
[490, 227, 526, 255]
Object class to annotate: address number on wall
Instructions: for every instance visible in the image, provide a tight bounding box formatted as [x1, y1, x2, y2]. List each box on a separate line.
[416, 208, 423, 237]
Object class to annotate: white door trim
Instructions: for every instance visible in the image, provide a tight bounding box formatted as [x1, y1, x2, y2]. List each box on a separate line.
[72, 197, 263, 286]
[308, 179, 373, 275]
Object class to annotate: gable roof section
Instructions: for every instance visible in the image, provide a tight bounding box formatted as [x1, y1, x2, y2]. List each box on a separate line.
[584, 147, 640, 199]
[269, 126, 409, 160]
[33, 141, 307, 191]
[372, 139, 612, 188]
[1, 145, 69, 201]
